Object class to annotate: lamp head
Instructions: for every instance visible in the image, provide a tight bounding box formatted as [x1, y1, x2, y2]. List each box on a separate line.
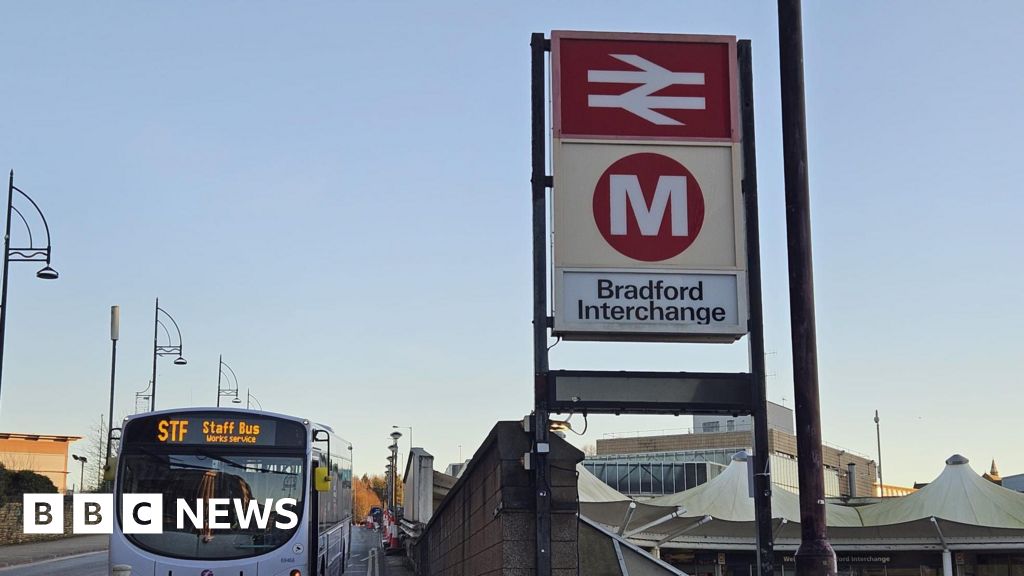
[36, 266, 59, 280]
[231, 396, 241, 404]
[174, 356, 187, 365]
[390, 430, 402, 440]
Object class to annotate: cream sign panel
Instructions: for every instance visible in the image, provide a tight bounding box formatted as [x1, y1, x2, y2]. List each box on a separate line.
[553, 141, 742, 269]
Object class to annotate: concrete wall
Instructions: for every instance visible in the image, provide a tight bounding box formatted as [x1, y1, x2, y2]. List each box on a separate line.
[412, 421, 582, 576]
[405, 448, 435, 524]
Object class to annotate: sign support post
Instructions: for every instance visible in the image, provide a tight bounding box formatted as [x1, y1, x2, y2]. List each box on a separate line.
[530, 32, 553, 576]
[739, 39, 775, 576]
[777, 1, 837, 574]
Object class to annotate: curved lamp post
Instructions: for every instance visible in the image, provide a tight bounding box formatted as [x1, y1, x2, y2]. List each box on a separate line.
[245, 389, 263, 410]
[134, 380, 152, 414]
[0, 171, 59, 416]
[151, 298, 187, 411]
[216, 355, 241, 407]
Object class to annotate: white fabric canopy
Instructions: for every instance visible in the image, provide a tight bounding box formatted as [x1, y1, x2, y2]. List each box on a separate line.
[856, 454, 1024, 528]
[578, 452, 1024, 548]
[644, 451, 862, 527]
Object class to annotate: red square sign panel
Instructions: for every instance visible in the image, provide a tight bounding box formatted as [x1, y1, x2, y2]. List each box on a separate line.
[553, 31, 737, 141]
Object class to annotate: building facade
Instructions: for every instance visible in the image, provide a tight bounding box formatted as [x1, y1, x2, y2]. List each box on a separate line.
[0, 433, 82, 493]
[592, 403, 877, 499]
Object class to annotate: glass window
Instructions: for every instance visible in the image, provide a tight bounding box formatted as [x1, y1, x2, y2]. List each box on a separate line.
[673, 464, 687, 491]
[627, 465, 641, 493]
[702, 422, 720, 433]
[650, 464, 663, 495]
[119, 451, 304, 560]
[684, 463, 697, 489]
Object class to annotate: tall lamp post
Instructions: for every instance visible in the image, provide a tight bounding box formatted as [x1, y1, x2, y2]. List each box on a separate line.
[874, 410, 883, 496]
[0, 171, 59, 417]
[72, 454, 87, 492]
[216, 355, 241, 407]
[105, 306, 120, 464]
[348, 445, 355, 520]
[245, 389, 262, 410]
[151, 298, 187, 411]
[392, 425, 412, 465]
[389, 431, 401, 512]
[134, 381, 152, 414]
[385, 460, 394, 512]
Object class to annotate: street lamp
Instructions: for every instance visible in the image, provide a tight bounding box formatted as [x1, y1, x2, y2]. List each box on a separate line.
[151, 298, 187, 411]
[384, 461, 393, 512]
[216, 355, 241, 407]
[134, 381, 152, 414]
[72, 454, 87, 492]
[245, 389, 262, 410]
[0, 171, 59, 418]
[388, 434, 400, 513]
[105, 306, 120, 465]
[348, 445, 355, 520]
[874, 410, 884, 496]
[392, 425, 413, 465]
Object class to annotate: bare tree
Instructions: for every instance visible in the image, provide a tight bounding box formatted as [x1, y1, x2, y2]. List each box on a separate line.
[581, 443, 598, 456]
[84, 414, 108, 491]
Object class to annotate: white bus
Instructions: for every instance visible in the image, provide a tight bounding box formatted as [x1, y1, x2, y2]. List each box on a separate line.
[109, 408, 352, 576]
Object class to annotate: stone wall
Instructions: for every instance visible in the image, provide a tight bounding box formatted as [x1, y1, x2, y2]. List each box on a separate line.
[0, 496, 74, 545]
[412, 421, 582, 576]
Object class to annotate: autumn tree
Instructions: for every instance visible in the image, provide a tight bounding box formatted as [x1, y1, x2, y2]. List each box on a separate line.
[352, 473, 405, 520]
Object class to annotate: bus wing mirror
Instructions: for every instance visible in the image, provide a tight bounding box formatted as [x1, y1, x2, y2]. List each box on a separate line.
[103, 457, 118, 482]
[314, 466, 331, 492]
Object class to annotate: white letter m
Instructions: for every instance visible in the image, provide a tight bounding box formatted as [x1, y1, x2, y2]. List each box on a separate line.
[609, 175, 687, 236]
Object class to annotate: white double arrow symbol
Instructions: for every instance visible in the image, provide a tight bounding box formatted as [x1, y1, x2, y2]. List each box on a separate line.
[588, 54, 705, 126]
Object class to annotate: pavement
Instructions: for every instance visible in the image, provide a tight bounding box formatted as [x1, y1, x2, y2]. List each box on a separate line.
[0, 529, 417, 575]
[383, 551, 414, 576]
[0, 535, 108, 569]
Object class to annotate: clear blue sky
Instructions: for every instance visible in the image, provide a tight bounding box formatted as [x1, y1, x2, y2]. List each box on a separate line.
[1, 1, 1021, 489]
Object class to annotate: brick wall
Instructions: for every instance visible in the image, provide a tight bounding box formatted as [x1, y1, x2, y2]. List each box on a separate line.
[412, 422, 582, 576]
[0, 496, 74, 545]
[597, 431, 753, 455]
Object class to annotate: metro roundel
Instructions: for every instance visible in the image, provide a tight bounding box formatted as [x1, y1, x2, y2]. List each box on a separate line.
[592, 152, 705, 262]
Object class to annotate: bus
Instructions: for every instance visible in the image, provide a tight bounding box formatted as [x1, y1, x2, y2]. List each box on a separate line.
[109, 407, 353, 576]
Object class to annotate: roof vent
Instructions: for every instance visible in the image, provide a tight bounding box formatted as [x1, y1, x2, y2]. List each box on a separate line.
[732, 450, 749, 462]
[946, 454, 969, 465]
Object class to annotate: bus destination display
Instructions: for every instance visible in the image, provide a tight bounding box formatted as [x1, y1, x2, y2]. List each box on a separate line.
[155, 417, 278, 446]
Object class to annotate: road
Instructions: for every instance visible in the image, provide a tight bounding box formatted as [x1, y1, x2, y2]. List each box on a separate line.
[0, 552, 107, 576]
[0, 527, 381, 576]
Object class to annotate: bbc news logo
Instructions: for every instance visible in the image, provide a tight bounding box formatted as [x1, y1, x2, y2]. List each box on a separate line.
[22, 494, 299, 534]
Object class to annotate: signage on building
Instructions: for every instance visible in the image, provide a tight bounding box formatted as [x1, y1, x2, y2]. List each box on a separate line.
[551, 31, 747, 342]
